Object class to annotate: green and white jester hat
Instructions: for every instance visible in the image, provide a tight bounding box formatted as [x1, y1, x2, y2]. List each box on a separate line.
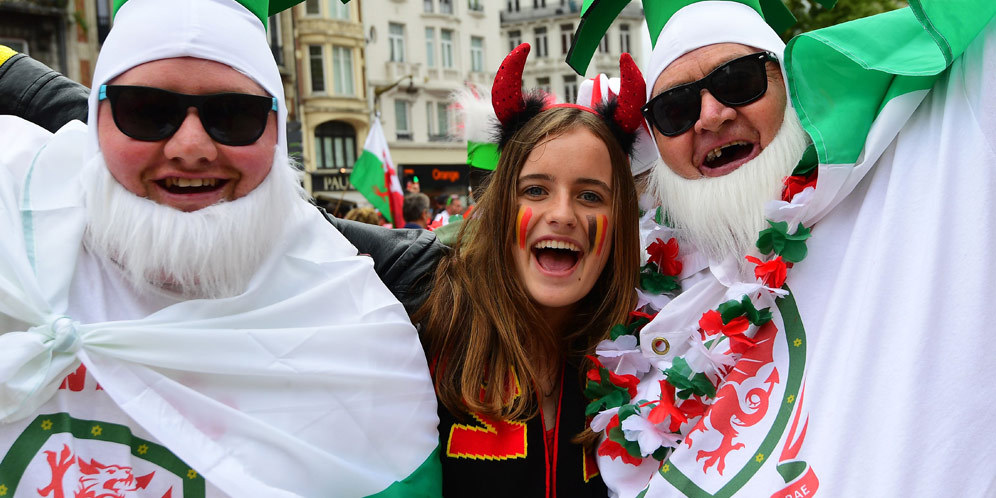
[565, 0, 833, 100]
[86, 0, 303, 160]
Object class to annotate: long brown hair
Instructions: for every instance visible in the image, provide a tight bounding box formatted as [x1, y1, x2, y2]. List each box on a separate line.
[416, 107, 639, 423]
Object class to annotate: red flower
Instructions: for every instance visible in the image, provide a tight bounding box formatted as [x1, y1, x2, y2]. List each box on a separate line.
[647, 380, 687, 432]
[745, 255, 788, 288]
[699, 310, 754, 346]
[585, 355, 639, 398]
[647, 237, 683, 276]
[598, 415, 644, 466]
[629, 310, 658, 322]
[782, 172, 818, 202]
[677, 396, 707, 421]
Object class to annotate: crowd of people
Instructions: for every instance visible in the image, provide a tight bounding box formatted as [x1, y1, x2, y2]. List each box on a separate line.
[0, 0, 994, 496]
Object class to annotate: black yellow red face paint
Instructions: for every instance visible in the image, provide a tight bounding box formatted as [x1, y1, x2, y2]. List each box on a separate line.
[587, 214, 608, 256]
[516, 205, 533, 249]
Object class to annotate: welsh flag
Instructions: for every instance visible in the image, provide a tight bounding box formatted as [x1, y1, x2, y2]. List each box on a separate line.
[350, 117, 405, 227]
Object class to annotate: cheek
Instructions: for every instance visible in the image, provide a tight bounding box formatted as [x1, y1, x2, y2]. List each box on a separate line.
[97, 107, 154, 197]
[516, 205, 533, 250]
[654, 132, 697, 179]
[230, 119, 278, 198]
[586, 214, 609, 257]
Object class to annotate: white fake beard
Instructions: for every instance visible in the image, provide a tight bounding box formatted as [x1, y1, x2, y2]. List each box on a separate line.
[647, 109, 810, 261]
[82, 152, 306, 299]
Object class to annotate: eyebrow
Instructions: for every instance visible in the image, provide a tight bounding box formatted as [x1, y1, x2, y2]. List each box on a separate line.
[517, 173, 610, 191]
[653, 52, 752, 98]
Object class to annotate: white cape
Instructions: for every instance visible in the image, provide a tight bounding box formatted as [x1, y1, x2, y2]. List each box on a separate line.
[0, 118, 439, 497]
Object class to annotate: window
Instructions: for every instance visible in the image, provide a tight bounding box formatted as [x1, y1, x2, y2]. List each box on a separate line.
[394, 100, 411, 140]
[439, 0, 453, 14]
[619, 24, 630, 54]
[268, 14, 283, 66]
[563, 74, 577, 103]
[437, 102, 450, 138]
[424, 0, 433, 12]
[468, 0, 483, 11]
[332, 46, 354, 95]
[508, 30, 522, 52]
[305, 0, 319, 15]
[598, 34, 609, 54]
[440, 29, 454, 68]
[532, 0, 545, 7]
[328, 0, 350, 19]
[314, 121, 357, 169]
[425, 28, 436, 67]
[389, 23, 406, 63]
[506, 0, 519, 12]
[536, 76, 551, 93]
[560, 23, 573, 55]
[308, 45, 325, 93]
[534, 27, 548, 58]
[470, 36, 484, 73]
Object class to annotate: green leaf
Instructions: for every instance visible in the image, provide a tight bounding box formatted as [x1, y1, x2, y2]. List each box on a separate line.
[610, 324, 630, 340]
[717, 299, 746, 323]
[651, 446, 672, 461]
[654, 206, 665, 226]
[780, 241, 808, 263]
[689, 372, 717, 398]
[641, 269, 680, 294]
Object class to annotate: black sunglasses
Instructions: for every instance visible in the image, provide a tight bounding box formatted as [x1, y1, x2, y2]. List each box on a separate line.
[98, 85, 278, 146]
[642, 51, 778, 137]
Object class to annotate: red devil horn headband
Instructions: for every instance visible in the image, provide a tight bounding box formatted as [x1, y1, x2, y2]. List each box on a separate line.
[491, 43, 647, 157]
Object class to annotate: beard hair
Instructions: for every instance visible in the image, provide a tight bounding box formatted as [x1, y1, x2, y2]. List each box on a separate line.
[646, 108, 810, 262]
[81, 151, 306, 299]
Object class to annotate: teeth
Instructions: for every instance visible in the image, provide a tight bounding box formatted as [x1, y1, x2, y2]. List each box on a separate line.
[532, 240, 581, 252]
[705, 141, 750, 163]
[163, 177, 218, 189]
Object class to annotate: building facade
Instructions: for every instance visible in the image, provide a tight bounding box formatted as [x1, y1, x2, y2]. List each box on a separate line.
[287, 0, 371, 212]
[500, 0, 644, 104]
[0, 0, 107, 87]
[361, 0, 502, 206]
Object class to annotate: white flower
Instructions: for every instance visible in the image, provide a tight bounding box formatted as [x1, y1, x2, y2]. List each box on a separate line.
[590, 406, 620, 433]
[596, 335, 654, 377]
[621, 407, 683, 455]
[683, 338, 736, 376]
[636, 288, 672, 311]
[764, 186, 815, 234]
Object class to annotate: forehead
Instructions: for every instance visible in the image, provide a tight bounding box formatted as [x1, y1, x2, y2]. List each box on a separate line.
[109, 57, 267, 96]
[519, 127, 612, 186]
[652, 43, 760, 96]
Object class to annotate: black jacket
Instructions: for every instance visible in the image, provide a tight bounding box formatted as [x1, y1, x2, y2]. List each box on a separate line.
[0, 50, 447, 314]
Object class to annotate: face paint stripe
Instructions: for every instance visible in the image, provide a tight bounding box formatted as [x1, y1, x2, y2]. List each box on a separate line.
[595, 214, 608, 256]
[587, 215, 597, 250]
[517, 206, 532, 250]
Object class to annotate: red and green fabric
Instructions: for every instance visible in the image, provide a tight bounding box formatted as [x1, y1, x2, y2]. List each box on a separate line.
[350, 117, 406, 227]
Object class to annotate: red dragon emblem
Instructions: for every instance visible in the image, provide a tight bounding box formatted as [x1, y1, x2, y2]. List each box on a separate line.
[686, 321, 780, 475]
[36, 444, 166, 498]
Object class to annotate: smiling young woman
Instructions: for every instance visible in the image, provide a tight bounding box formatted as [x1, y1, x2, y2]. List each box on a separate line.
[416, 106, 639, 496]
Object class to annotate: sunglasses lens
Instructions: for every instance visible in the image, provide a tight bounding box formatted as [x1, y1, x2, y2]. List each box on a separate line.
[711, 56, 768, 106]
[649, 85, 699, 136]
[111, 87, 183, 141]
[201, 94, 272, 146]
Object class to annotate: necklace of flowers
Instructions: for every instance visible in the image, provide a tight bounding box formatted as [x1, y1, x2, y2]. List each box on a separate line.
[584, 151, 819, 466]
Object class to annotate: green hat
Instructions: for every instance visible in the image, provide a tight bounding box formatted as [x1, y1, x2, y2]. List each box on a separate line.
[566, 0, 835, 74]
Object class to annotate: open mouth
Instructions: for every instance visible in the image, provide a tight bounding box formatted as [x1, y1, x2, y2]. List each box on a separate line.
[532, 239, 582, 274]
[155, 177, 228, 195]
[703, 141, 756, 170]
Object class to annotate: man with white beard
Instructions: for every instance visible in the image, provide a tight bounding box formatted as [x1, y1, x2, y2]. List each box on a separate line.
[0, 0, 440, 496]
[567, 0, 996, 496]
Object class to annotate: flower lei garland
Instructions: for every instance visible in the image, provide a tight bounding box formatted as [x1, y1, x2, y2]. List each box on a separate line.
[585, 148, 819, 465]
